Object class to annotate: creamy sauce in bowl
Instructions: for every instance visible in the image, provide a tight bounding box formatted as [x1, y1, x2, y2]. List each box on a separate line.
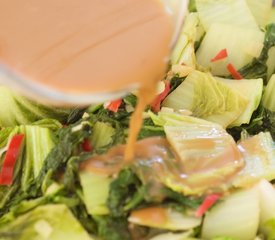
[0, 0, 173, 94]
[0, 0, 181, 160]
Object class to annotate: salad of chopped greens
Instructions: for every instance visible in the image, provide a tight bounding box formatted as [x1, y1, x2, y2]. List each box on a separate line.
[0, 0, 274, 239]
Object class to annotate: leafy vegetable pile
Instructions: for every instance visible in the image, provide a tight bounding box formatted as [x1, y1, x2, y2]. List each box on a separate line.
[0, 0, 274, 239]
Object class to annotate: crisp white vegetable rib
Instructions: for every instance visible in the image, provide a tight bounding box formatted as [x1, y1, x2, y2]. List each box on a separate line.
[79, 172, 110, 215]
[269, 8, 275, 23]
[128, 207, 202, 230]
[91, 121, 115, 149]
[162, 70, 249, 127]
[196, 23, 264, 76]
[25, 126, 54, 178]
[196, 0, 259, 30]
[4, 204, 92, 239]
[233, 132, 275, 187]
[170, 13, 198, 62]
[202, 188, 260, 240]
[170, 13, 201, 67]
[162, 72, 194, 110]
[246, 0, 273, 27]
[257, 179, 275, 235]
[149, 230, 194, 240]
[0, 87, 28, 126]
[163, 123, 243, 195]
[262, 74, 275, 111]
[216, 77, 263, 126]
[267, 48, 275, 81]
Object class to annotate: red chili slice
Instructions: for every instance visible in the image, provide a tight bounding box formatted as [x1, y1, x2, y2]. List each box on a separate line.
[227, 63, 243, 80]
[82, 138, 93, 152]
[0, 134, 25, 185]
[195, 194, 221, 217]
[151, 81, 171, 112]
[107, 99, 123, 113]
[211, 49, 228, 62]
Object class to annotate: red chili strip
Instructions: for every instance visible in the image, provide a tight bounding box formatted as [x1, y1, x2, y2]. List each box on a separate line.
[151, 81, 171, 112]
[211, 48, 228, 62]
[82, 138, 93, 152]
[195, 194, 221, 217]
[0, 134, 25, 185]
[227, 63, 243, 80]
[107, 99, 123, 113]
